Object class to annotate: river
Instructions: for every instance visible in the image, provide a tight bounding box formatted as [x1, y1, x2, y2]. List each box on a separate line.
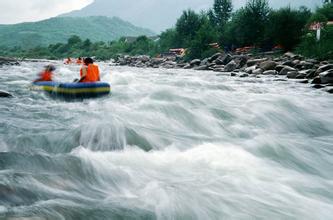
[0, 61, 333, 219]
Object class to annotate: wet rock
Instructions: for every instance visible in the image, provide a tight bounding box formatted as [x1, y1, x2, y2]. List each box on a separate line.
[273, 78, 288, 82]
[215, 54, 232, 65]
[239, 73, 249, 78]
[313, 84, 325, 89]
[151, 58, 165, 65]
[137, 55, 150, 63]
[231, 72, 238, 76]
[245, 65, 256, 74]
[325, 87, 333, 93]
[299, 61, 314, 69]
[224, 60, 237, 72]
[319, 69, 333, 84]
[298, 79, 309, 84]
[183, 64, 192, 69]
[260, 60, 277, 71]
[213, 68, 225, 72]
[252, 68, 263, 75]
[275, 65, 286, 72]
[208, 53, 222, 62]
[311, 77, 322, 84]
[0, 56, 19, 66]
[233, 55, 248, 68]
[316, 64, 333, 74]
[284, 52, 297, 59]
[263, 70, 278, 75]
[190, 59, 201, 66]
[287, 71, 299, 79]
[305, 59, 319, 64]
[194, 65, 209, 71]
[200, 58, 209, 66]
[279, 66, 296, 75]
[282, 60, 295, 67]
[247, 58, 267, 67]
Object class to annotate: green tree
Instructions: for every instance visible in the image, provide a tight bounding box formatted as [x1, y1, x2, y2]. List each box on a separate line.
[67, 35, 82, 46]
[210, 0, 233, 31]
[188, 16, 219, 59]
[266, 7, 311, 51]
[176, 10, 202, 47]
[158, 29, 179, 51]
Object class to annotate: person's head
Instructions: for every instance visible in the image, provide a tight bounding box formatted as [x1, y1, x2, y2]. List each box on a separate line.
[78, 57, 82, 60]
[84, 57, 94, 65]
[45, 64, 56, 72]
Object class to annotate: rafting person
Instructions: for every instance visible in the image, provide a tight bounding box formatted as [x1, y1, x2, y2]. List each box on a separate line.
[76, 57, 83, 65]
[64, 57, 72, 64]
[34, 65, 55, 82]
[78, 57, 100, 83]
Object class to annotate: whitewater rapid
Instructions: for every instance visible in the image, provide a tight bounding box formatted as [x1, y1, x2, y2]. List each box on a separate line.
[0, 61, 333, 219]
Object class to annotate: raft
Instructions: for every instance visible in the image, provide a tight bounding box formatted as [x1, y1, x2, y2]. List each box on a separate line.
[32, 81, 111, 99]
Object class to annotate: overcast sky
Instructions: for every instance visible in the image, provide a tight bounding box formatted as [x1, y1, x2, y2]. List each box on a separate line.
[0, 0, 93, 24]
[0, 0, 323, 25]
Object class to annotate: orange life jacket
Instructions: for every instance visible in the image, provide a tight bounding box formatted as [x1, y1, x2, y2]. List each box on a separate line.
[38, 71, 53, 81]
[80, 64, 100, 82]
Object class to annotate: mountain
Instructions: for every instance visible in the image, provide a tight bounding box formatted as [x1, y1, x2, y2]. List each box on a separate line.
[0, 16, 155, 48]
[61, 0, 322, 32]
[60, 0, 211, 32]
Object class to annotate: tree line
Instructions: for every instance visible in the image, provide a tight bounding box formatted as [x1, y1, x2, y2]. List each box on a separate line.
[1, 0, 332, 60]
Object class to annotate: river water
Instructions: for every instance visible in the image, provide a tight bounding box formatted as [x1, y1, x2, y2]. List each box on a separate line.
[0, 61, 333, 220]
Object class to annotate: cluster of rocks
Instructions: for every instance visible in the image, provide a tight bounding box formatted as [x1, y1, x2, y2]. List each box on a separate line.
[0, 56, 19, 66]
[114, 52, 333, 94]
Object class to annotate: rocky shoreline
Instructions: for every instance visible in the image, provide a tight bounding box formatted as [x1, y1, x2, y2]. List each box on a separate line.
[114, 52, 333, 94]
[0, 56, 20, 66]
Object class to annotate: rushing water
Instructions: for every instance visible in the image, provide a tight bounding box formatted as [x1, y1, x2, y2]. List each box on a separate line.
[0, 61, 333, 220]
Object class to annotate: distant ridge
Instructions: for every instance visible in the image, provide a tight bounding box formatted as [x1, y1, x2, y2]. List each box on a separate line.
[60, 0, 321, 32]
[0, 16, 155, 48]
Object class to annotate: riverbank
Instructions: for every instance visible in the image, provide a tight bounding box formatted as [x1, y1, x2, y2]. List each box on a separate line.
[114, 52, 333, 94]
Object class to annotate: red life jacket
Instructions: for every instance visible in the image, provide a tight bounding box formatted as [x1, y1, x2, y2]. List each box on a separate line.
[38, 71, 53, 81]
[80, 64, 100, 82]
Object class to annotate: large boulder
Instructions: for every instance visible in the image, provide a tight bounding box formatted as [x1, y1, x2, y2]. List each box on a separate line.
[299, 61, 314, 70]
[316, 64, 333, 74]
[275, 65, 286, 72]
[287, 71, 299, 79]
[260, 60, 277, 71]
[190, 59, 201, 66]
[208, 53, 222, 62]
[233, 55, 248, 68]
[183, 64, 192, 69]
[319, 69, 333, 84]
[245, 65, 257, 74]
[215, 54, 232, 65]
[279, 66, 296, 75]
[200, 58, 209, 66]
[311, 77, 322, 85]
[224, 60, 237, 72]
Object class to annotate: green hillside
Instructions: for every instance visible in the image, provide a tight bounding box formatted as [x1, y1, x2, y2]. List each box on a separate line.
[0, 16, 155, 48]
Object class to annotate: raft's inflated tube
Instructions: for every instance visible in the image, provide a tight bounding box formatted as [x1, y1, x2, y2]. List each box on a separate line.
[32, 81, 111, 99]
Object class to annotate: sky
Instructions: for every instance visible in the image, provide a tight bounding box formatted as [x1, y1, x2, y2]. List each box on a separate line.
[0, 0, 93, 24]
[0, 0, 323, 25]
